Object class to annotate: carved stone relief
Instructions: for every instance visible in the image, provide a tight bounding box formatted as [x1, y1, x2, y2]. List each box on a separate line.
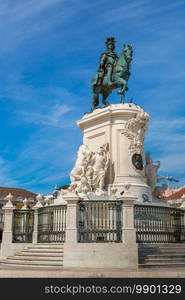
[122, 111, 149, 157]
[69, 143, 109, 196]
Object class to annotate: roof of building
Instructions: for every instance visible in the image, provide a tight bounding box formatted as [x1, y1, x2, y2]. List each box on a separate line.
[0, 187, 37, 199]
[165, 187, 185, 200]
[163, 188, 177, 197]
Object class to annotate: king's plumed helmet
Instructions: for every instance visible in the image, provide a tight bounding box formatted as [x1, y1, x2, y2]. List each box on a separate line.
[105, 37, 116, 46]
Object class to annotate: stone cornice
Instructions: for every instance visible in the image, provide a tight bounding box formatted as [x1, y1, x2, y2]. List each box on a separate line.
[77, 103, 147, 130]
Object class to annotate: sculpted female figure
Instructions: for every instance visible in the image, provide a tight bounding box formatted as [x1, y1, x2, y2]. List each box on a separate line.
[70, 145, 90, 184]
[92, 144, 109, 193]
[145, 152, 166, 194]
[145, 152, 160, 193]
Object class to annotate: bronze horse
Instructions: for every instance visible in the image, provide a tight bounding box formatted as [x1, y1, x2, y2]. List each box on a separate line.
[91, 44, 133, 110]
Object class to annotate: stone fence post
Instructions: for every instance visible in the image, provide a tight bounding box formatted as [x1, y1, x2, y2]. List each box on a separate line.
[32, 208, 39, 244]
[63, 193, 81, 243]
[32, 195, 43, 244]
[0, 195, 15, 259]
[118, 195, 137, 245]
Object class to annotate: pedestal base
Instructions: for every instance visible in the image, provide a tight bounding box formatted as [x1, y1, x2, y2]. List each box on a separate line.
[63, 243, 138, 269]
[108, 182, 153, 203]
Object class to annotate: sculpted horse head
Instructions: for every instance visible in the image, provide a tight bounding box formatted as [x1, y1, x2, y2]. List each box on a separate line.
[118, 44, 133, 64]
[114, 44, 133, 80]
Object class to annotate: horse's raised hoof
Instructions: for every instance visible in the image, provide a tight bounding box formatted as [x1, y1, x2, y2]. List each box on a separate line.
[94, 106, 101, 110]
[84, 109, 94, 114]
[102, 103, 109, 108]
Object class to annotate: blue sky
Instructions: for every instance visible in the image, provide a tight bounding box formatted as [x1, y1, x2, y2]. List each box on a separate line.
[0, 0, 185, 194]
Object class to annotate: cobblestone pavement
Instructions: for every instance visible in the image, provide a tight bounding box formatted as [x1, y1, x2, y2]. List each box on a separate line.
[0, 267, 185, 278]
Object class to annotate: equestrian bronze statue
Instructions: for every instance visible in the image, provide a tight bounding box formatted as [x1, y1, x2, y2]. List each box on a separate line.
[91, 37, 133, 110]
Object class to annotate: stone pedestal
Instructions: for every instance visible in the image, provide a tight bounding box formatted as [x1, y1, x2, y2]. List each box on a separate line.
[77, 103, 152, 202]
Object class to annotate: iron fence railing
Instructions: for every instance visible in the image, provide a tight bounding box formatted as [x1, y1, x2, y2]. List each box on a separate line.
[134, 204, 185, 243]
[78, 200, 122, 243]
[0, 211, 4, 225]
[12, 210, 34, 243]
[38, 205, 67, 243]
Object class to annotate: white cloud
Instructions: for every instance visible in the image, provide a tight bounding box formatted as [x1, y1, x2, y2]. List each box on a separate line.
[11, 0, 62, 21]
[5, 123, 81, 193]
[101, 0, 150, 23]
[20, 104, 74, 128]
[146, 121, 185, 155]
[159, 152, 185, 175]
[0, 157, 18, 187]
[145, 116, 185, 182]
[101, 0, 185, 25]
[0, 0, 80, 53]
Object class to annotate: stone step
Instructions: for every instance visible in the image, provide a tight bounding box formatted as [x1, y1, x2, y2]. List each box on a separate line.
[21, 249, 64, 254]
[154, 245, 185, 248]
[139, 243, 185, 267]
[27, 245, 64, 250]
[7, 255, 63, 261]
[145, 258, 185, 263]
[140, 263, 185, 268]
[15, 252, 64, 258]
[0, 242, 65, 269]
[33, 243, 64, 245]
[139, 243, 185, 266]
[147, 254, 185, 259]
[139, 242, 185, 248]
[140, 249, 185, 254]
[156, 249, 185, 253]
[30, 243, 64, 246]
[139, 253, 185, 260]
[1, 259, 63, 266]
[139, 243, 185, 246]
[139, 245, 185, 248]
[139, 247, 185, 252]
[0, 263, 63, 270]
[139, 250, 160, 255]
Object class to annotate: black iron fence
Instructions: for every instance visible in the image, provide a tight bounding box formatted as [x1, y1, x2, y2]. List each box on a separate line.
[38, 205, 67, 243]
[134, 204, 185, 243]
[12, 201, 185, 245]
[78, 200, 122, 243]
[0, 211, 4, 225]
[12, 210, 34, 243]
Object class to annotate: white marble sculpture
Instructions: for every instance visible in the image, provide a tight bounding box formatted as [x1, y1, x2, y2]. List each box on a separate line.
[70, 145, 91, 183]
[145, 152, 166, 196]
[53, 189, 67, 205]
[70, 144, 93, 194]
[44, 195, 54, 206]
[122, 111, 149, 156]
[153, 184, 168, 199]
[91, 143, 109, 194]
[69, 143, 109, 196]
